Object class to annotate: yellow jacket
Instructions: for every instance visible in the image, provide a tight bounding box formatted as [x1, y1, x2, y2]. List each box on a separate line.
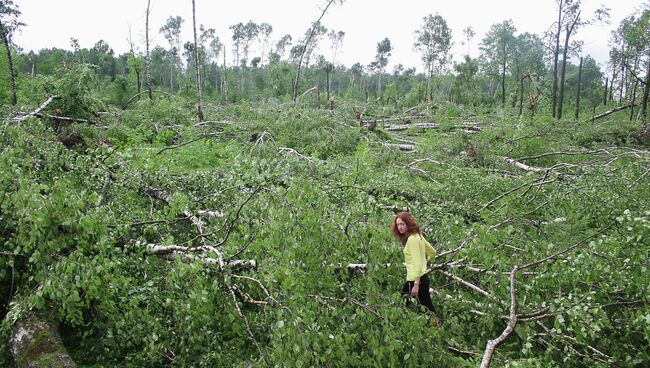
[403, 234, 436, 281]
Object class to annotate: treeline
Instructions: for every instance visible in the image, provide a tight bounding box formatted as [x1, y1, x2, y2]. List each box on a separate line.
[1, 2, 649, 120]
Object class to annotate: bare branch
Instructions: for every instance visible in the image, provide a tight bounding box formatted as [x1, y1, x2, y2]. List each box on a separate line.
[13, 95, 60, 122]
[480, 266, 518, 368]
[156, 132, 223, 155]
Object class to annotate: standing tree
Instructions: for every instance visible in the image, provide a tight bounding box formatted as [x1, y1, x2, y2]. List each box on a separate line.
[462, 26, 476, 57]
[191, 0, 204, 121]
[374, 37, 392, 97]
[159, 16, 184, 93]
[550, 0, 609, 119]
[0, 0, 23, 105]
[257, 22, 273, 66]
[480, 20, 517, 107]
[144, 0, 153, 100]
[292, 0, 344, 107]
[413, 13, 452, 103]
[208, 33, 223, 93]
[611, 8, 649, 126]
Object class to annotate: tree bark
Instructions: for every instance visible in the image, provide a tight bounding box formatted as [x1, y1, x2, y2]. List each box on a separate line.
[551, 0, 563, 118]
[292, 0, 337, 107]
[641, 59, 649, 125]
[0, 19, 17, 105]
[518, 74, 526, 116]
[10, 312, 76, 368]
[557, 14, 579, 120]
[603, 77, 608, 106]
[575, 56, 582, 120]
[191, 0, 204, 122]
[144, 0, 153, 100]
[592, 104, 632, 121]
[501, 40, 506, 107]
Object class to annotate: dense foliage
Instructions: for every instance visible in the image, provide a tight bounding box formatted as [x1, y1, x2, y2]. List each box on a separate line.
[0, 2, 649, 367]
[1, 60, 649, 366]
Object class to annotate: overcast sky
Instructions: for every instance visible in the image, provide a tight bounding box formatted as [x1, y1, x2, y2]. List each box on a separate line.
[13, 0, 647, 73]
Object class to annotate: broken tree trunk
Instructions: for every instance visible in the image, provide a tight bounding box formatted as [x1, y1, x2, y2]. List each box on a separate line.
[383, 143, 415, 152]
[10, 312, 76, 368]
[13, 95, 60, 122]
[385, 123, 440, 131]
[592, 104, 632, 121]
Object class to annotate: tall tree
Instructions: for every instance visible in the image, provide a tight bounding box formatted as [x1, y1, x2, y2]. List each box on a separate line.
[611, 8, 649, 124]
[292, 0, 343, 106]
[144, 0, 153, 100]
[0, 0, 23, 105]
[374, 37, 392, 97]
[413, 13, 452, 103]
[550, 0, 609, 119]
[229, 22, 245, 67]
[160, 16, 184, 92]
[191, 0, 204, 121]
[462, 26, 476, 57]
[257, 22, 273, 66]
[480, 20, 517, 107]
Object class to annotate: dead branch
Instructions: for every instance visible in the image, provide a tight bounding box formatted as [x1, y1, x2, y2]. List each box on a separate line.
[515, 147, 650, 162]
[13, 95, 60, 122]
[436, 269, 496, 300]
[503, 157, 544, 172]
[480, 266, 518, 368]
[383, 143, 415, 152]
[34, 112, 98, 125]
[407, 157, 444, 167]
[385, 123, 440, 131]
[156, 132, 223, 155]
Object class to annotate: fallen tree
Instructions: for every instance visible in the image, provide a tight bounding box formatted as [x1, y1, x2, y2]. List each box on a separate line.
[9, 312, 76, 368]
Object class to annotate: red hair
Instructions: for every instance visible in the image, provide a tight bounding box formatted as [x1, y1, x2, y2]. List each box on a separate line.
[391, 212, 421, 245]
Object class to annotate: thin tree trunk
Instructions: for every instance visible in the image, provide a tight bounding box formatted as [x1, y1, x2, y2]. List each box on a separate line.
[619, 46, 625, 104]
[518, 74, 525, 116]
[192, 0, 204, 121]
[609, 71, 615, 103]
[551, 0, 563, 118]
[292, 0, 337, 106]
[501, 41, 506, 107]
[145, 0, 153, 100]
[378, 72, 382, 98]
[326, 64, 331, 103]
[557, 14, 579, 120]
[629, 81, 638, 121]
[0, 19, 17, 105]
[603, 77, 608, 106]
[222, 47, 228, 97]
[575, 56, 582, 120]
[641, 59, 649, 125]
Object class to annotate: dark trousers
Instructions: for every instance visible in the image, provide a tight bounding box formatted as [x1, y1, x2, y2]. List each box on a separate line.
[401, 274, 438, 315]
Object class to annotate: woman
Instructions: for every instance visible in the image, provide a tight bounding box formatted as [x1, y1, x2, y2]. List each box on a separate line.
[391, 212, 440, 322]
